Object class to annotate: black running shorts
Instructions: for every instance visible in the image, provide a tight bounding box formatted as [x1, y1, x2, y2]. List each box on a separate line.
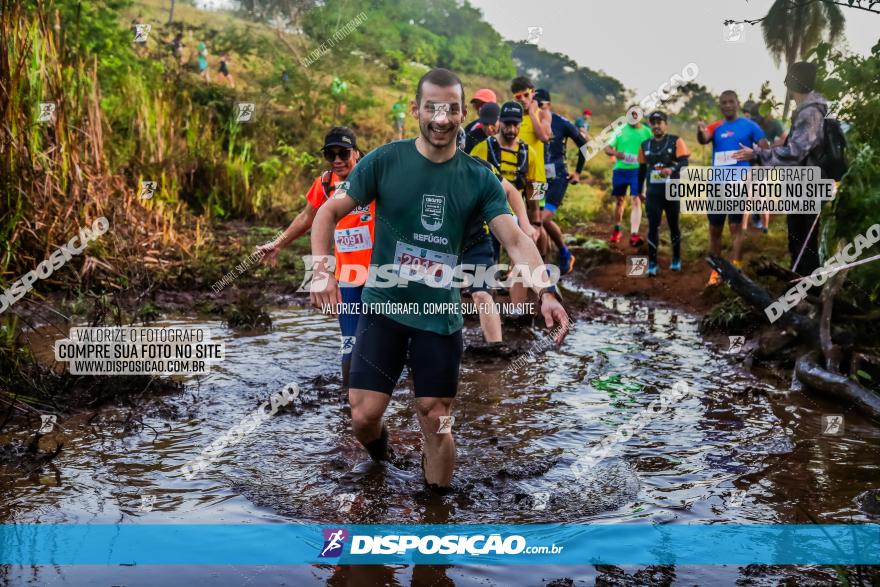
[349, 312, 463, 398]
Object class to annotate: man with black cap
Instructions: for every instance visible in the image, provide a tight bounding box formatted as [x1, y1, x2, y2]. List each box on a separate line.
[734, 62, 829, 275]
[637, 111, 691, 276]
[463, 102, 500, 153]
[535, 88, 587, 274]
[257, 127, 372, 389]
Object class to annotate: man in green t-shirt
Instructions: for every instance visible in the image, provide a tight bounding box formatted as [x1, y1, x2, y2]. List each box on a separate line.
[604, 108, 652, 246]
[310, 68, 568, 493]
[391, 99, 407, 140]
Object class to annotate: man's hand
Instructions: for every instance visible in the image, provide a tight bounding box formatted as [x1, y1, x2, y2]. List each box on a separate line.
[567, 171, 580, 184]
[519, 220, 539, 243]
[527, 99, 538, 116]
[309, 262, 341, 314]
[660, 167, 673, 178]
[697, 120, 707, 134]
[732, 142, 756, 162]
[540, 293, 569, 345]
[256, 242, 280, 268]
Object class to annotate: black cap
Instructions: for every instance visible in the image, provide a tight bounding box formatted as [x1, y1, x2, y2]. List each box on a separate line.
[742, 100, 759, 116]
[784, 62, 817, 94]
[535, 88, 551, 103]
[323, 127, 358, 150]
[478, 102, 501, 125]
[648, 110, 667, 122]
[499, 101, 523, 123]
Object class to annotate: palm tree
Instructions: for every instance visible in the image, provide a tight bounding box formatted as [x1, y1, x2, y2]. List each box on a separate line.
[761, 0, 844, 119]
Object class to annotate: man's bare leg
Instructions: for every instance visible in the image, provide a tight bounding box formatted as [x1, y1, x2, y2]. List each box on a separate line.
[472, 290, 501, 343]
[349, 388, 391, 459]
[614, 197, 625, 227]
[541, 210, 565, 252]
[709, 224, 723, 256]
[630, 195, 643, 236]
[730, 222, 744, 263]
[415, 396, 455, 487]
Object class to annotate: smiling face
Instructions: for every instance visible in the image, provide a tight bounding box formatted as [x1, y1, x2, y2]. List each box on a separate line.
[413, 81, 466, 149]
[650, 118, 667, 138]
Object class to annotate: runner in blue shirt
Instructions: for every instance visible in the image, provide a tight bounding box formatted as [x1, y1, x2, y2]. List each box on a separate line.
[535, 89, 587, 274]
[696, 90, 769, 286]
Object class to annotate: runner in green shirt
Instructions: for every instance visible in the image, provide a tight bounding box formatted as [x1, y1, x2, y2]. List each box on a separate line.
[310, 68, 568, 493]
[604, 109, 652, 246]
[391, 99, 407, 140]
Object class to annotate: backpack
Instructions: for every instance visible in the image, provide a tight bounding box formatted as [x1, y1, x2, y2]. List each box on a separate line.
[799, 103, 848, 181]
[486, 136, 529, 190]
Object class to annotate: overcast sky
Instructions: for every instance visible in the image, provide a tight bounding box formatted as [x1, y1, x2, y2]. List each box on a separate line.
[469, 0, 879, 102]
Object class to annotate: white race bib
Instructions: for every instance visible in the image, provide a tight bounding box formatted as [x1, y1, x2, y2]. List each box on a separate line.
[713, 150, 738, 166]
[393, 241, 457, 288]
[622, 153, 638, 165]
[650, 168, 668, 184]
[334, 226, 371, 252]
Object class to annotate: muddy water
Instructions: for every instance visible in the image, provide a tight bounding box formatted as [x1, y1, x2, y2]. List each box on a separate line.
[2, 292, 879, 586]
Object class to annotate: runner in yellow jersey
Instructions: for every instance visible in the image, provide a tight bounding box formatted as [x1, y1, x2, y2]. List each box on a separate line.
[511, 76, 552, 253]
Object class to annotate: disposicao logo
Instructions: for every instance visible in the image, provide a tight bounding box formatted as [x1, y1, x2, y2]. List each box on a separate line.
[319, 528, 348, 557]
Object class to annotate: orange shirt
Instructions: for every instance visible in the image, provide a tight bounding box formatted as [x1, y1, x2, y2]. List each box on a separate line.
[305, 172, 375, 286]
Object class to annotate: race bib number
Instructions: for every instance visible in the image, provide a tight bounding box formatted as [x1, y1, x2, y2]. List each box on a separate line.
[334, 226, 371, 252]
[544, 163, 556, 180]
[650, 168, 668, 184]
[713, 150, 738, 166]
[622, 153, 638, 165]
[393, 241, 457, 288]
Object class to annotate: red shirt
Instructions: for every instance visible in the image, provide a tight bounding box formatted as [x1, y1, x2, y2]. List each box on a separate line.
[305, 172, 375, 286]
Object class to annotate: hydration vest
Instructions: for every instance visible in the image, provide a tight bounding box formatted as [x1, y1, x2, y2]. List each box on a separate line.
[486, 136, 529, 190]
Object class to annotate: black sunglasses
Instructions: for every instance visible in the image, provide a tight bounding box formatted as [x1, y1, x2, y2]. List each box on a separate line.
[322, 148, 352, 162]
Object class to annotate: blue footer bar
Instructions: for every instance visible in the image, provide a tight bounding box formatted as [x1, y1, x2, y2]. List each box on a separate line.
[1, 524, 879, 565]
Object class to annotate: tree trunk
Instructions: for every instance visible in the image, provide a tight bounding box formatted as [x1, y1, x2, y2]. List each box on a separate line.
[168, 0, 175, 24]
[796, 352, 880, 420]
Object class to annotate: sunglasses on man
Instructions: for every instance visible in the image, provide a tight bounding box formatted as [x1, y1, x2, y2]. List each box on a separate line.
[514, 90, 532, 101]
[322, 148, 353, 162]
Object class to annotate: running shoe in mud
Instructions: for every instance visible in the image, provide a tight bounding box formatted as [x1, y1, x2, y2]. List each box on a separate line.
[629, 234, 644, 247]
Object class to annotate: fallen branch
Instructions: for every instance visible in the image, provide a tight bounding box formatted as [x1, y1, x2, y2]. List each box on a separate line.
[795, 351, 880, 420]
[820, 266, 849, 374]
[706, 255, 819, 340]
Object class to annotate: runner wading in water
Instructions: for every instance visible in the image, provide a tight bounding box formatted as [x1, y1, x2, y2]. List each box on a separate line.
[257, 127, 372, 389]
[697, 90, 769, 286]
[535, 88, 587, 274]
[637, 111, 690, 276]
[310, 68, 568, 493]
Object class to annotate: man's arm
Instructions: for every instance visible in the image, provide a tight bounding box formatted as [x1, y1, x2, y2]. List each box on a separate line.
[257, 206, 318, 267]
[501, 177, 538, 242]
[696, 120, 712, 145]
[738, 108, 823, 166]
[566, 119, 588, 175]
[488, 214, 569, 343]
[530, 103, 552, 142]
[309, 195, 358, 309]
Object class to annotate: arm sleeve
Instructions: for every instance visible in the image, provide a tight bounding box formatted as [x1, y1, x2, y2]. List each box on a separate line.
[567, 119, 588, 173]
[756, 107, 823, 167]
[638, 164, 647, 194]
[344, 150, 379, 206]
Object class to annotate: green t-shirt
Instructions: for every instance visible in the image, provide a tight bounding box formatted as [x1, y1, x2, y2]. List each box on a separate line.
[391, 102, 406, 121]
[610, 123, 652, 170]
[345, 139, 510, 335]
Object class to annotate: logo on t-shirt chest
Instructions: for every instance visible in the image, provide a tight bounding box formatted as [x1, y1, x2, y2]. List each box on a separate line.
[420, 194, 445, 232]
